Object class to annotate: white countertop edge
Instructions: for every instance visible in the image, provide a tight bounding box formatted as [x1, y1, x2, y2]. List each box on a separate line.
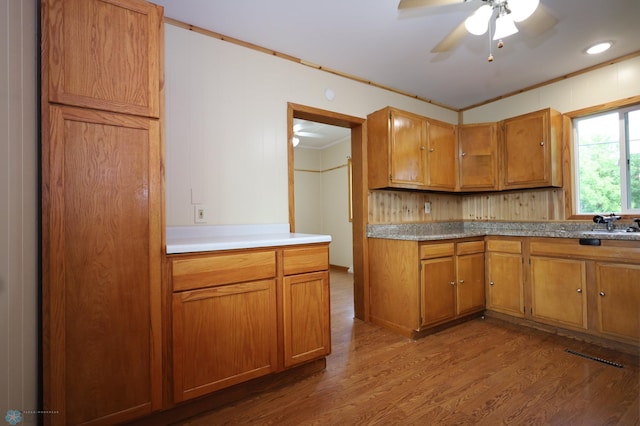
[166, 232, 332, 254]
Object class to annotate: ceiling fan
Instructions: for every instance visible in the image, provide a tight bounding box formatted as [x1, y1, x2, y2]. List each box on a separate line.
[398, 0, 556, 60]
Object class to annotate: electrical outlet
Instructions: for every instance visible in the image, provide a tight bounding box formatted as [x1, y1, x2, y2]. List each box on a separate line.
[194, 205, 206, 223]
[424, 202, 431, 214]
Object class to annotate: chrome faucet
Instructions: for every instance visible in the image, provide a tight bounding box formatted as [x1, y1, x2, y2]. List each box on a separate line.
[593, 213, 621, 231]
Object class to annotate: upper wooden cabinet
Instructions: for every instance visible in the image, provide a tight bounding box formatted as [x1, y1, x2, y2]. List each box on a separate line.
[426, 119, 457, 190]
[501, 108, 563, 190]
[368, 107, 427, 189]
[43, 0, 163, 117]
[458, 123, 498, 191]
[367, 107, 457, 191]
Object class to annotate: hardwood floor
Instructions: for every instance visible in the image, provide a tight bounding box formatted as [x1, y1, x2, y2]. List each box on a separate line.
[176, 269, 640, 425]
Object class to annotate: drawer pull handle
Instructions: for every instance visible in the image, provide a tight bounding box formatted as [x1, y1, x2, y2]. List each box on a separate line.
[599, 291, 606, 297]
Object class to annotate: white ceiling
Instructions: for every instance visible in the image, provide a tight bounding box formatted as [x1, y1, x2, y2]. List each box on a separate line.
[153, 0, 640, 111]
[293, 119, 351, 150]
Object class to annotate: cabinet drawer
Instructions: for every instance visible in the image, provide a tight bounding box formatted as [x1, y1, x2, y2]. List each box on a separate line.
[420, 243, 454, 259]
[172, 250, 276, 292]
[283, 245, 329, 276]
[457, 240, 484, 255]
[486, 239, 522, 254]
[529, 239, 640, 262]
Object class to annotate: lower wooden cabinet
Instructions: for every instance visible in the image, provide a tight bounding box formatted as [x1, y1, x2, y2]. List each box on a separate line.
[595, 262, 640, 343]
[172, 280, 278, 402]
[282, 271, 331, 367]
[486, 238, 524, 317]
[168, 243, 330, 403]
[369, 238, 484, 337]
[530, 256, 587, 330]
[526, 238, 640, 345]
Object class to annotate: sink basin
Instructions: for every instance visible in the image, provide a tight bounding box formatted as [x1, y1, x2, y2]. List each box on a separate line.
[589, 228, 640, 233]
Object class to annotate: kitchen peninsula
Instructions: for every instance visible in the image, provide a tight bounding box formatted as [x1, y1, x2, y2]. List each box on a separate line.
[165, 224, 332, 403]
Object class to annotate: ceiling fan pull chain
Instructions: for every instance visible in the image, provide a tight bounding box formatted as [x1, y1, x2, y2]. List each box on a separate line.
[487, 17, 494, 62]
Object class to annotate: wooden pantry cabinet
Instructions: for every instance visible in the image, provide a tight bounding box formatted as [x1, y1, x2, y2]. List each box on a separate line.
[168, 244, 330, 403]
[501, 108, 563, 190]
[368, 238, 484, 338]
[367, 107, 457, 191]
[41, 0, 164, 424]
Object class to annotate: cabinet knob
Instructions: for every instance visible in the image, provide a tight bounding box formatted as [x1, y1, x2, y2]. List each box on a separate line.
[420, 146, 426, 150]
[489, 281, 494, 286]
[599, 291, 606, 297]
[459, 279, 465, 284]
[429, 148, 435, 152]
[576, 288, 582, 293]
[540, 141, 545, 146]
[461, 152, 466, 157]
[449, 281, 455, 286]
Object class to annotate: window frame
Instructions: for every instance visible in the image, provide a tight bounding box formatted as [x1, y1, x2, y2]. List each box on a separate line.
[564, 97, 640, 220]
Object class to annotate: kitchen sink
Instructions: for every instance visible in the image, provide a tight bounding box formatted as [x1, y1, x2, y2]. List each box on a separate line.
[589, 228, 640, 233]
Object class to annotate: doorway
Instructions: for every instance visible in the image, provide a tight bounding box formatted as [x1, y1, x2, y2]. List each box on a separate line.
[287, 103, 368, 320]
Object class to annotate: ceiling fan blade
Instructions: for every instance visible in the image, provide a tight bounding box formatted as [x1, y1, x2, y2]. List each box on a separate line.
[519, 3, 558, 37]
[431, 19, 468, 53]
[398, 0, 463, 10]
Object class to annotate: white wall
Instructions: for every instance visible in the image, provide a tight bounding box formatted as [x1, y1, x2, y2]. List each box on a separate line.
[294, 148, 323, 235]
[0, 0, 38, 423]
[463, 56, 640, 122]
[164, 23, 458, 226]
[294, 139, 353, 269]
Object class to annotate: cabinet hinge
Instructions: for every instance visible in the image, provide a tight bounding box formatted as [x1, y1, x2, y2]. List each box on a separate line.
[389, 111, 393, 120]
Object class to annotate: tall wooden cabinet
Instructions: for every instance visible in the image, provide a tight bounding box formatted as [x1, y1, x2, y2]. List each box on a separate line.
[41, 0, 164, 424]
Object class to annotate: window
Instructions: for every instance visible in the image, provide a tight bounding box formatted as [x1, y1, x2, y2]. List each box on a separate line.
[573, 105, 640, 215]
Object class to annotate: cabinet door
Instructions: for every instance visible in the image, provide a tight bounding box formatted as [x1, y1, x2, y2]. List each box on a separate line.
[42, 105, 162, 425]
[427, 119, 457, 190]
[421, 257, 456, 327]
[458, 123, 498, 191]
[390, 110, 428, 186]
[172, 280, 278, 402]
[596, 263, 640, 343]
[282, 271, 331, 368]
[502, 109, 553, 189]
[486, 252, 524, 317]
[44, 0, 162, 117]
[457, 252, 485, 315]
[531, 257, 587, 329]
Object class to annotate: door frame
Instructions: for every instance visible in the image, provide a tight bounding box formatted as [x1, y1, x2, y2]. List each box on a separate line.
[287, 103, 368, 320]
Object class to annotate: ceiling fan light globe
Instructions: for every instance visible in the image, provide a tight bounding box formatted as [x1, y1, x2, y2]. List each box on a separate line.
[493, 14, 518, 40]
[508, 0, 539, 22]
[465, 5, 492, 35]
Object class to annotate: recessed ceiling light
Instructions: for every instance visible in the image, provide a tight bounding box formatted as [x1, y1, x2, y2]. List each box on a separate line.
[586, 42, 612, 55]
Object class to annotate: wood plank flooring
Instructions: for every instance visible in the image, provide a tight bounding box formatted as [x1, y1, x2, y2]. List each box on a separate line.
[176, 269, 640, 425]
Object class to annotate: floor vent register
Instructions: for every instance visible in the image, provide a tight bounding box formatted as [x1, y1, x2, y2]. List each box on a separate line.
[565, 349, 624, 369]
